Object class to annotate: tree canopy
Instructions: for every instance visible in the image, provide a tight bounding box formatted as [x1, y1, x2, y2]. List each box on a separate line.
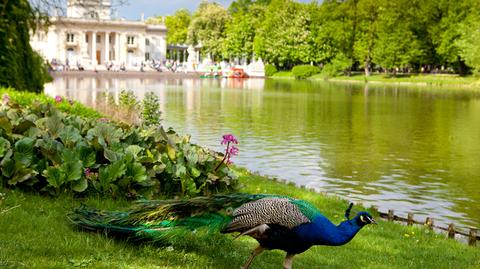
[156, 0, 480, 75]
[0, 0, 51, 92]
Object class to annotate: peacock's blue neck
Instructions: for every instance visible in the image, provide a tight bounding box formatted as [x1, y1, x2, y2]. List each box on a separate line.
[295, 215, 363, 246]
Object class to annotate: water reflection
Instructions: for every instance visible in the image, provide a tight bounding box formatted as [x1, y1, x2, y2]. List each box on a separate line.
[45, 75, 480, 229]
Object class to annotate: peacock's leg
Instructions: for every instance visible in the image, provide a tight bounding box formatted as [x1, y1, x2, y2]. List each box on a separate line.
[283, 253, 295, 269]
[241, 245, 264, 269]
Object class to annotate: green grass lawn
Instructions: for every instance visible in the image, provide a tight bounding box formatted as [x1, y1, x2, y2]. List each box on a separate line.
[312, 73, 480, 87]
[269, 72, 480, 87]
[1, 169, 479, 269]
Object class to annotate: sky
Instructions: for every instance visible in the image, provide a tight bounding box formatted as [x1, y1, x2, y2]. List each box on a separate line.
[116, 0, 314, 20]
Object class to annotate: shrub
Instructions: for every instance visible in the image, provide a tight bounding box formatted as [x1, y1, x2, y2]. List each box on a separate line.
[265, 64, 278, 77]
[141, 92, 162, 127]
[0, 96, 237, 198]
[321, 53, 352, 79]
[292, 65, 321, 79]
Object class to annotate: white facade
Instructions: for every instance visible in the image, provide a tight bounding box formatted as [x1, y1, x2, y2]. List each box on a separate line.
[30, 0, 167, 70]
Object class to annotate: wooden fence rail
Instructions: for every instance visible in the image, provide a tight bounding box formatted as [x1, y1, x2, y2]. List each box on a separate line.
[376, 209, 478, 247]
[250, 171, 479, 247]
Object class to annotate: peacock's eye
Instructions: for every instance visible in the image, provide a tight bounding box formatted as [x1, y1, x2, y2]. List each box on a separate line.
[360, 215, 366, 223]
[226, 207, 234, 215]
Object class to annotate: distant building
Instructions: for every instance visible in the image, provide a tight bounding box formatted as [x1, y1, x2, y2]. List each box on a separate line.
[30, 0, 167, 70]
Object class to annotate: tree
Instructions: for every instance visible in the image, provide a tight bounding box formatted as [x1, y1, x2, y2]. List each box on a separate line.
[229, 0, 271, 14]
[164, 9, 191, 45]
[372, 0, 423, 75]
[431, 0, 472, 74]
[456, 4, 480, 73]
[353, 0, 381, 76]
[0, 0, 50, 92]
[254, 0, 315, 68]
[187, 1, 230, 60]
[222, 3, 266, 60]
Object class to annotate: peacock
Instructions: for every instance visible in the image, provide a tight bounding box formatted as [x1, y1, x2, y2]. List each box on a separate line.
[68, 193, 376, 269]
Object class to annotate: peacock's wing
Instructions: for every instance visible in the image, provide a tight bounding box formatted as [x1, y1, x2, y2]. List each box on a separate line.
[68, 193, 270, 241]
[221, 197, 322, 234]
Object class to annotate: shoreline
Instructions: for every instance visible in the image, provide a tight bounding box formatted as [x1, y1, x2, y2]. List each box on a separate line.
[50, 70, 204, 79]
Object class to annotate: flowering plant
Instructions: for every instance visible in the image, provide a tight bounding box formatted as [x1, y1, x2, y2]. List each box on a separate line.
[55, 95, 63, 103]
[2, 94, 10, 105]
[215, 134, 239, 171]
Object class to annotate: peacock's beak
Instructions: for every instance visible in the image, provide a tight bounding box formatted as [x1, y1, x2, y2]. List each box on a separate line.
[367, 216, 377, 225]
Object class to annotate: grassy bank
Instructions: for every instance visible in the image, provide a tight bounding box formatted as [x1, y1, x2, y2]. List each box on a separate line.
[271, 72, 480, 88]
[1, 170, 479, 269]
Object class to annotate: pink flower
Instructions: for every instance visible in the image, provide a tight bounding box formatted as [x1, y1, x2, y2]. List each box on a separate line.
[55, 95, 63, 103]
[97, 118, 109, 122]
[84, 168, 91, 177]
[2, 94, 10, 105]
[221, 134, 238, 145]
[229, 146, 239, 156]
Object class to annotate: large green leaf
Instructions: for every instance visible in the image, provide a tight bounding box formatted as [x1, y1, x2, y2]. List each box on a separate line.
[36, 137, 63, 165]
[44, 116, 64, 138]
[125, 145, 143, 160]
[0, 114, 12, 134]
[14, 137, 35, 167]
[45, 166, 65, 188]
[125, 162, 148, 183]
[104, 148, 119, 162]
[58, 125, 82, 148]
[13, 119, 35, 135]
[99, 160, 126, 186]
[1, 157, 15, 178]
[167, 144, 176, 161]
[0, 137, 10, 158]
[77, 144, 96, 167]
[71, 177, 88, 192]
[190, 167, 201, 178]
[8, 164, 37, 185]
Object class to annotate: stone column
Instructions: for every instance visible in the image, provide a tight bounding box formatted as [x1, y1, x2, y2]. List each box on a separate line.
[79, 31, 86, 65]
[91, 32, 97, 66]
[104, 32, 110, 64]
[115, 32, 120, 62]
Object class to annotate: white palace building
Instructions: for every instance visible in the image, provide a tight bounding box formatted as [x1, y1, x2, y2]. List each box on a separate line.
[30, 0, 167, 70]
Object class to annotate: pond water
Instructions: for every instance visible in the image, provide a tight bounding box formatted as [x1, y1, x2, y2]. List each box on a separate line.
[45, 75, 480, 229]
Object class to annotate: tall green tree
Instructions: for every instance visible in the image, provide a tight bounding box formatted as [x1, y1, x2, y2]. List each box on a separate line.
[254, 0, 315, 68]
[223, 3, 266, 60]
[164, 9, 191, 45]
[353, 0, 381, 76]
[187, 1, 230, 60]
[372, 0, 423, 75]
[431, 0, 472, 74]
[456, 3, 480, 73]
[0, 0, 50, 92]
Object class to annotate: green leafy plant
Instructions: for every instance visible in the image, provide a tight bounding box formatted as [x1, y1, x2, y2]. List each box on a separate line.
[321, 53, 352, 79]
[292, 65, 321, 79]
[141, 92, 162, 127]
[0, 93, 238, 198]
[265, 64, 278, 77]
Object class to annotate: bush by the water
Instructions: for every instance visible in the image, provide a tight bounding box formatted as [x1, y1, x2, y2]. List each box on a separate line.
[321, 54, 352, 78]
[265, 64, 278, 77]
[0, 93, 237, 198]
[292, 65, 321, 79]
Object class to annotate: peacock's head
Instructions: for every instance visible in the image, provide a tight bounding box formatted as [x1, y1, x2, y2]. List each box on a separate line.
[354, 212, 377, 226]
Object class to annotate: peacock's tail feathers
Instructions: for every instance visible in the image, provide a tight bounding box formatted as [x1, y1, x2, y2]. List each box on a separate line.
[68, 193, 272, 241]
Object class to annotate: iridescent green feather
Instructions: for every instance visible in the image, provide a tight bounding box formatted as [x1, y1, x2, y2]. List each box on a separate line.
[289, 199, 322, 221]
[68, 193, 271, 241]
